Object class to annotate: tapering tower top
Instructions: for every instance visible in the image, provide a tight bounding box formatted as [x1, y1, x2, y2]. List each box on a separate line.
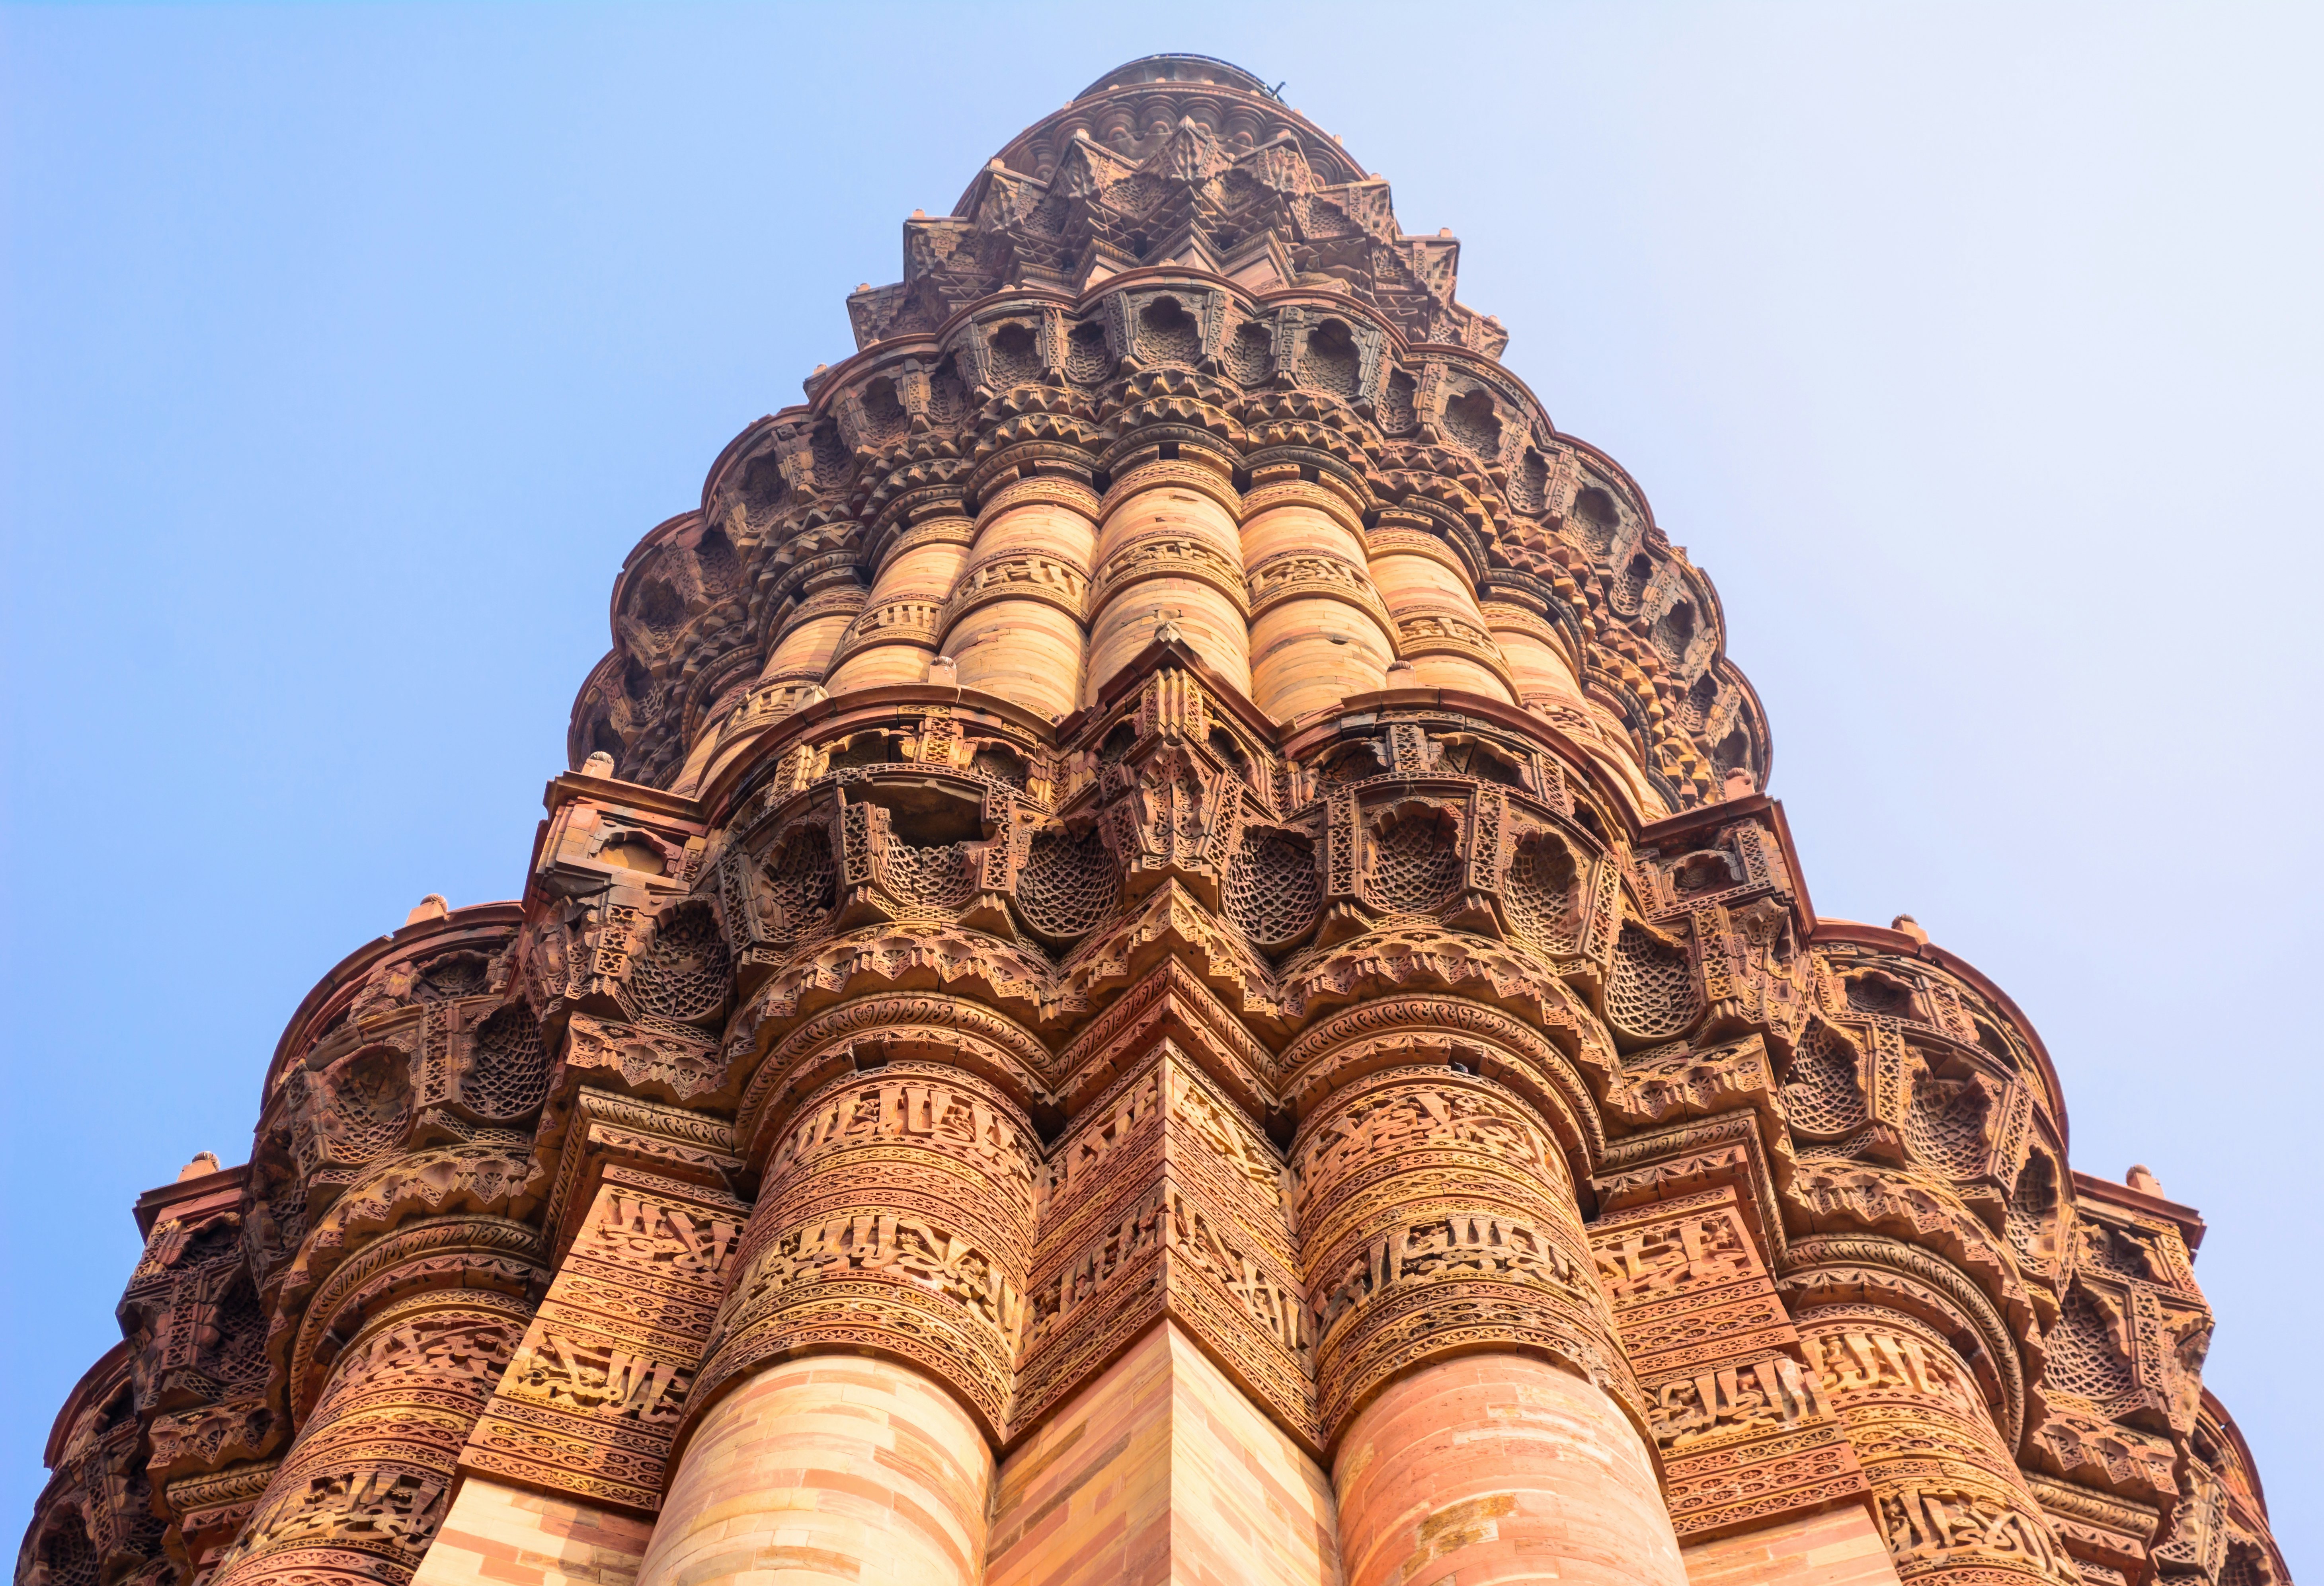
[850, 53, 1491, 355]
[1074, 54, 1278, 97]
[996, 53, 1366, 184]
[573, 53, 1774, 813]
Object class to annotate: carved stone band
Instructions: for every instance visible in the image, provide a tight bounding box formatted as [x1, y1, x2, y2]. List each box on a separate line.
[937, 551, 1092, 634]
[973, 474, 1102, 532]
[829, 598, 943, 665]
[767, 585, 867, 649]
[1364, 524, 1475, 582]
[685, 1064, 1039, 1450]
[1239, 477, 1369, 538]
[874, 514, 978, 572]
[1394, 608, 1518, 685]
[1086, 532, 1253, 619]
[1096, 457, 1244, 526]
[1245, 549, 1394, 627]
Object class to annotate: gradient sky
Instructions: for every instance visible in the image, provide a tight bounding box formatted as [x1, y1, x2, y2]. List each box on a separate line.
[5, 0, 2318, 1563]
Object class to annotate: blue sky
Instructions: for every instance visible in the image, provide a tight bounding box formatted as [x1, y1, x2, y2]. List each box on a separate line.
[5, 0, 2318, 1563]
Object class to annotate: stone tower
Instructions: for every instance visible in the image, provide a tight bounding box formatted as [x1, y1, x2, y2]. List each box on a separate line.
[20, 53, 2291, 1586]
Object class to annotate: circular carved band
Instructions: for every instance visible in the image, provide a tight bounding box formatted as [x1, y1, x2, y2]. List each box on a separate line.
[1276, 993, 1610, 1170]
[1392, 606, 1517, 685]
[1364, 524, 1474, 583]
[873, 512, 977, 575]
[288, 1215, 544, 1416]
[1086, 529, 1252, 620]
[1096, 456, 1243, 526]
[937, 549, 1091, 635]
[828, 597, 943, 667]
[1782, 1230, 2027, 1448]
[1240, 477, 1368, 538]
[972, 474, 1100, 532]
[211, 1289, 533, 1586]
[685, 1062, 1040, 1450]
[1244, 549, 1394, 628]
[732, 992, 1052, 1167]
[1793, 1303, 2080, 1586]
[1289, 1068, 1636, 1448]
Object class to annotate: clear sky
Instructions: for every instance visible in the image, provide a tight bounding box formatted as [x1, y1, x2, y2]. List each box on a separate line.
[5, 0, 2318, 1563]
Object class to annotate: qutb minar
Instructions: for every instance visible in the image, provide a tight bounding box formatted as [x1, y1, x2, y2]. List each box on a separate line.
[19, 54, 2291, 1586]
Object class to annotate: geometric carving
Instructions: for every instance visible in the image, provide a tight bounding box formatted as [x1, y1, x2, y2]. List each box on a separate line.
[1292, 1067, 1632, 1444]
[1606, 918, 1703, 1044]
[563, 1015, 725, 1109]
[1360, 802, 1463, 915]
[1099, 719, 1243, 908]
[2046, 1284, 2141, 1411]
[755, 821, 838, 938]
[458, 1005, 549, 1122]
[1222, 825, 1321, 950]
[318, 1045, 417, 1167]
[1014, 822, 1120, 942]
[1502, 828, 1581, 951]
[622, 902, 729, 1025]
[460, 1169, 745, 1514]
[24, 54, 2294, 1586]
[1786, 1022, 1870, 1138]
[1589, 1187, 1869, 1541]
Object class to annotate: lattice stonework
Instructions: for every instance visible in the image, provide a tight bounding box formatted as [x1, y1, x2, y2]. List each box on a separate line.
[1015, 824, 1118, 939]
[1502, 830, 1580, 951]
[461, 1004, 548, 1120]
[884, 836, 977, 914]
[33, 54, 2287, 1586]
[1225, 319, 1273, 384]
[1904, 1063, 1990, 1177]
[627, 903, 730, 1021]
[1783, 1023, 1869, 1136]
[759, 825, 837, 936]
[2045, 1284, 2142, 1407]
[1363, 807, 1462, 914]
[327, 1048, 411, 1162]
[1224, 827, 1321, 947]
[35, 1517, 98, 1586]
[1064, 322, 1110, 384]
[1605, 919, 1702, 1039]
[2005, 1151, 2059, 1267]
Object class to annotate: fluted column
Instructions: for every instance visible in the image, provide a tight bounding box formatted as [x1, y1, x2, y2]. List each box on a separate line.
[1792, 1291, 2080, 1586]
[942, 472, 1096, 721]
[652, 1062, 1038, 1586]
[1478, 588, 1585, 712]
[1336, 1353, 1686, 1586]
[211, 1287, 535, 1586]
[636, 1357, 990, 1586]
[825, 511, 975, 692]
[1366, 509, 1516, 701]
[1239, 470, 1396, 721]
[759, 566, 866, 688]
[1291, 1065, 1674, 1586]
[1085, 447, 1249, 705]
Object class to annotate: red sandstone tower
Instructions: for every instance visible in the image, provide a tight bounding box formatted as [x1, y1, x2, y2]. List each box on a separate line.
[20, 53, 2291, 1586]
